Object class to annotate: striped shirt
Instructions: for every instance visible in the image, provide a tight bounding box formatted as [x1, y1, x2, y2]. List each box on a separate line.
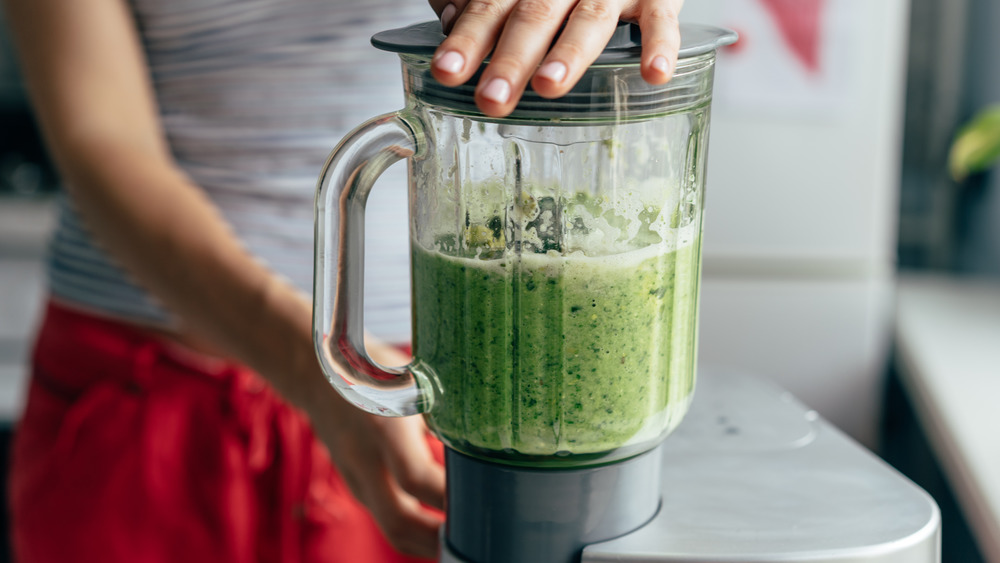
[48, 0, 424, 343]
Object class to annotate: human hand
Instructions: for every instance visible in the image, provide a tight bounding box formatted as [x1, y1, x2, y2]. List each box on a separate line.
[307, 344, 445, 558]
[427, 0, 685, 117]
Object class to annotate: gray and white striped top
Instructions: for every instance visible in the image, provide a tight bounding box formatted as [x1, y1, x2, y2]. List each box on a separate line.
[48, 0, 425, 343]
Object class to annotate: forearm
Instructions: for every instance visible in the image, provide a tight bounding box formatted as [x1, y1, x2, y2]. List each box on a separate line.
[57, 137, 326, 411]
[2, 0, 327, 413]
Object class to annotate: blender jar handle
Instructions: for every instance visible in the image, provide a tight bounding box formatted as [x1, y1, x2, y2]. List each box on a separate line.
[313, 111, 433, 417]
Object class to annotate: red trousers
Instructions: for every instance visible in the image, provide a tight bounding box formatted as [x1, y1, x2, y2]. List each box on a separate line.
[9, 301, 436, 563]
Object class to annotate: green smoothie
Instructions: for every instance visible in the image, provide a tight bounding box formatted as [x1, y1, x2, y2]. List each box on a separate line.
[412, 226, 701, 465]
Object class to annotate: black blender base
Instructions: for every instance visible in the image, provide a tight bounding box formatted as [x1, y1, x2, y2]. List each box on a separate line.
[443, 446, 663, 563]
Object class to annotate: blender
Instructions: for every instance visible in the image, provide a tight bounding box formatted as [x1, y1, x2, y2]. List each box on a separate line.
[313, 21, 940, 563]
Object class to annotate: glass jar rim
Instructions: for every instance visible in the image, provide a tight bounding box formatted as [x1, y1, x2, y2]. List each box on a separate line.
[372, 21, 737, 65]
[379, 21, 735, 121]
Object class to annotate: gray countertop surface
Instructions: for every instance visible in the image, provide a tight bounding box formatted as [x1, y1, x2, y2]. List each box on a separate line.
[895, 273, 1000, 563]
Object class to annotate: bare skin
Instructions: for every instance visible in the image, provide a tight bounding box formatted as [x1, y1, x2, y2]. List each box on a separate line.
[427, 0, 686, 117]
[3, 0, 684, 556]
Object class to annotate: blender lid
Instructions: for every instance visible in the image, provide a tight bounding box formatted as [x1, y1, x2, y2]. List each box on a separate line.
[372, 21, 737, 64]
[374, 21, 736, 120]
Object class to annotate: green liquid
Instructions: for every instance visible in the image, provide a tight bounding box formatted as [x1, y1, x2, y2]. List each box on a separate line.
[412, 238, 701, 466]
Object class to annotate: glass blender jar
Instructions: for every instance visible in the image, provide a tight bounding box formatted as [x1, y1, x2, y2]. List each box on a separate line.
[314, 21, 735, 563]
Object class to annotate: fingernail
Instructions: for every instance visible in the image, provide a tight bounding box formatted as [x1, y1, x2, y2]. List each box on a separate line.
[537, 61, 568, 84]
[440, 3, 456, 32]
[652, 56, 670, 76]
[434, 50, 465, 74]
[480, 78, 511, 104]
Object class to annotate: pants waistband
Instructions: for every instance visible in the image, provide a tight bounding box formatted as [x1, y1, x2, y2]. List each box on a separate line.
[31, 299, 253, 400]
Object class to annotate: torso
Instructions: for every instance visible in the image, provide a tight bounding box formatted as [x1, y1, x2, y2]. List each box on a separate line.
[48, 0, 423, 343]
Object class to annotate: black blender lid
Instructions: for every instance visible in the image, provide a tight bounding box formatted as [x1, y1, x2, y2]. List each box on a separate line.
[372, 20, 737, 63]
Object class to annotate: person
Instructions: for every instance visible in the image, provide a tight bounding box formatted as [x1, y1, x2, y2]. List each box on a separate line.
[2, 0, 684, 560]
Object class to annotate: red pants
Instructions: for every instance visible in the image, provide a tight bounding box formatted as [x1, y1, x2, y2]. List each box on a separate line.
[9, 301, 435, 563]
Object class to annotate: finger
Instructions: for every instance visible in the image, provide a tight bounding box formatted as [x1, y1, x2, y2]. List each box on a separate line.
[383, 417, 447, 511]
[431, 0, 518, 87]
[360, 463, 444, 558]
[428, 0, 471, 34]
[315, 407, 442, 556]
[531, 0, 623, 99]
[473, 0, 581, 117]
[428, 0, 450, 15]
[632, 0, 683, 84]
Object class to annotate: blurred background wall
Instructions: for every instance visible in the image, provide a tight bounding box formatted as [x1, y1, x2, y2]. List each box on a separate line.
[681, 0, 908, 450]
[953, 0, 1000, 275]
[1, 0, 998, 562]
[896, 0, 999, 276]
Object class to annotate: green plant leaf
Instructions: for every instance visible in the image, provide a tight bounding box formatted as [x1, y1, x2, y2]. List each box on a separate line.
[949, 104, 1000, 182]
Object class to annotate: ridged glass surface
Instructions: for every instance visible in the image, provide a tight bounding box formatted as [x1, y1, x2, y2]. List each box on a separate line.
[406, 67, 713, 466]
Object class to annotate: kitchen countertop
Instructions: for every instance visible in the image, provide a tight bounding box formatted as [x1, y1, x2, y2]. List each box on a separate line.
[895, 273, 1000, 563]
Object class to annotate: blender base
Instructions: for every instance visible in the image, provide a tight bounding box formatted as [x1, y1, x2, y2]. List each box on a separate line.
[581, 369, 940, 562]
[444, 446, 662, 563]
[439, 370, 940, 562]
